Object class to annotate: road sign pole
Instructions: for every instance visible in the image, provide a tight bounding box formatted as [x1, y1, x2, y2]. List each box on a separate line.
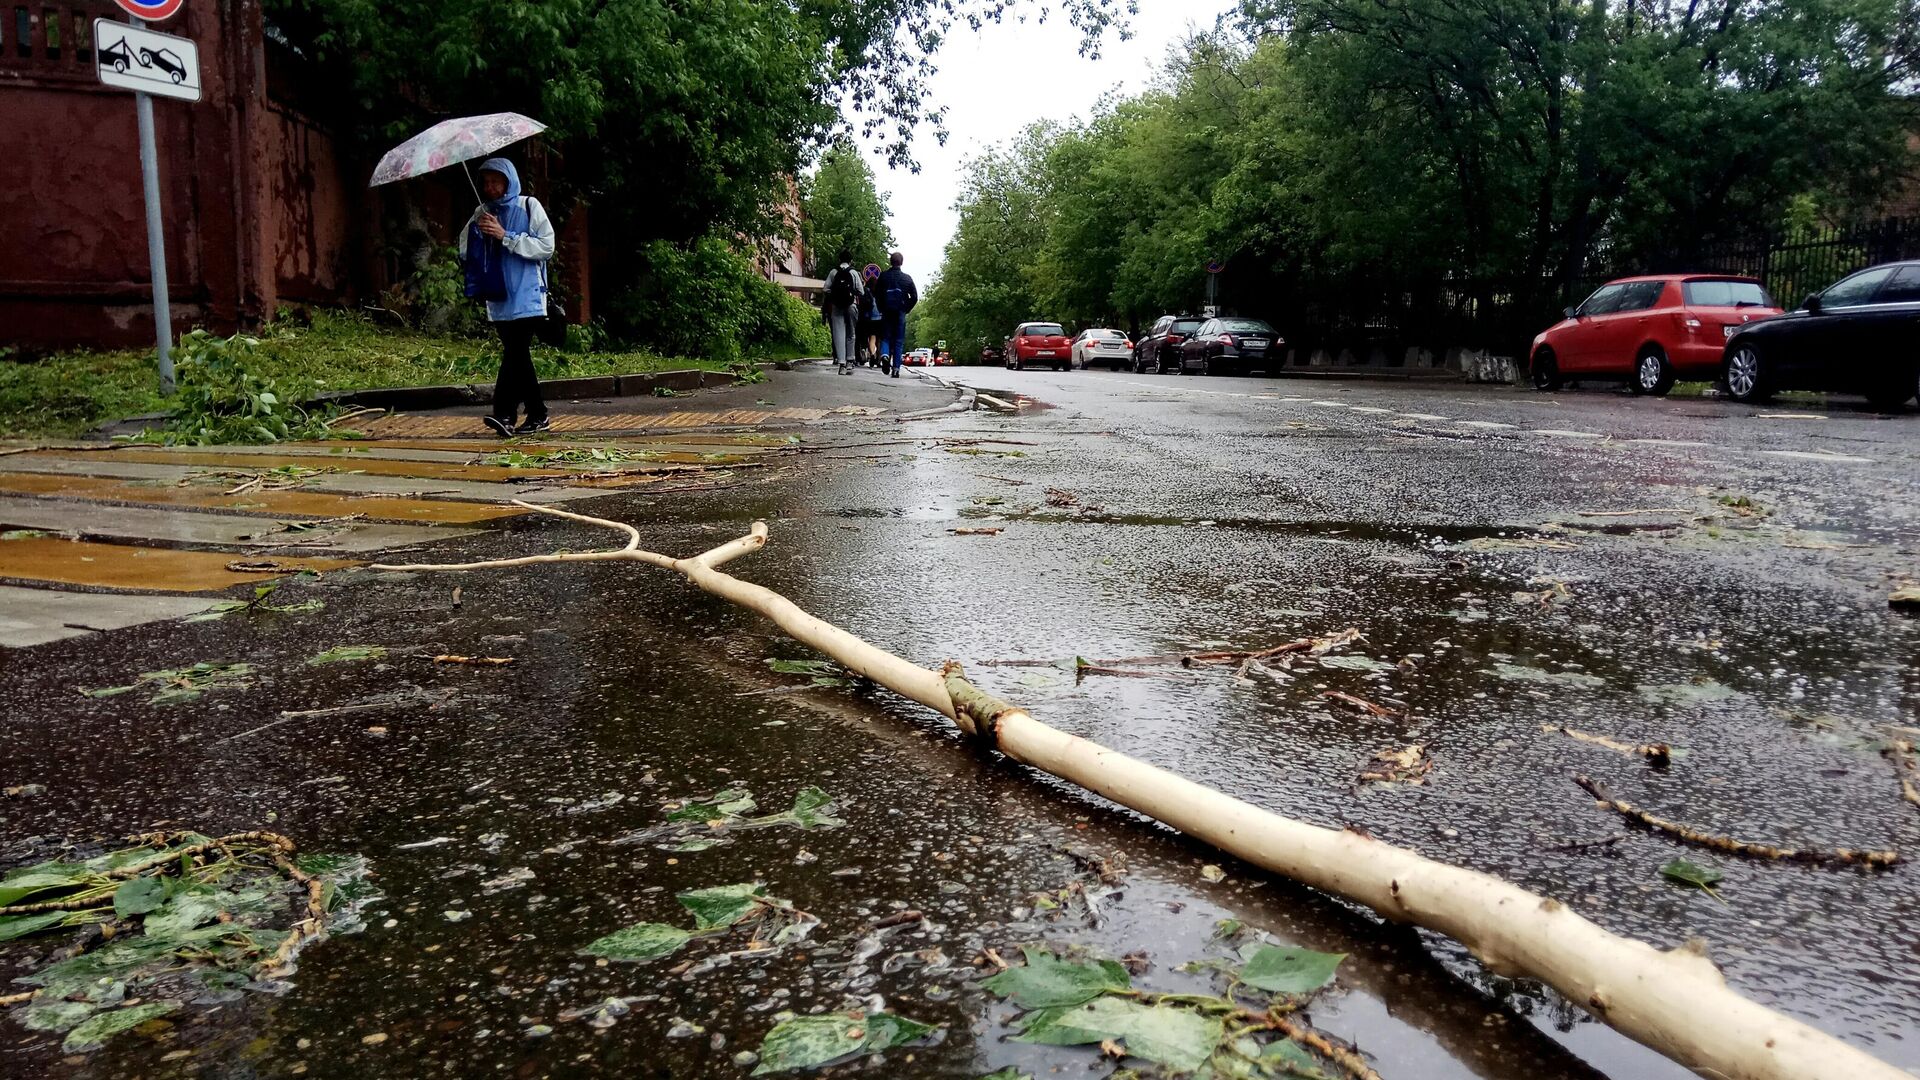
[130, 15, 174, 395]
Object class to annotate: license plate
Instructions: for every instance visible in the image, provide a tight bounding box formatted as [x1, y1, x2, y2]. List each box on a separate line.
[1036, 350, 1055, 356]
[1243, 339, 1267, 348]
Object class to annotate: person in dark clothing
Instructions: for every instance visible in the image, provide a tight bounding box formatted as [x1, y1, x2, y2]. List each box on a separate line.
[859, 264, 884, 365]
[875, 252, 917, 378]
[458, 158, 556, 436]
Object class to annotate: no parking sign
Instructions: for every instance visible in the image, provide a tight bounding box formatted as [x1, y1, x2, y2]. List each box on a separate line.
[113, 0, 183, 21]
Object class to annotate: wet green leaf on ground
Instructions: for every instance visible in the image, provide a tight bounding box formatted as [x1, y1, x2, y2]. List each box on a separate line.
[112, 877, 166, 918]
[664, 788, 757, 822]
[1484, 662, 1605, 689]
[81, 662, 255, 705]
[306, 645, 387, 666]
[0, 911, 77, 943]
[580, 921, 693, 962]
[1660, 858, 1726, 901]
[1017, 995, 1222, 1071]
[1237, 944, 1345, 994]
[766, 658, 841, 677]
[752, 1010, 935, 1074]
[982, 946, 1131, 1008]
[976, 1070, 1035, 1080]
[677, 883, 765, 929]
[61, 1001, 179, 1053]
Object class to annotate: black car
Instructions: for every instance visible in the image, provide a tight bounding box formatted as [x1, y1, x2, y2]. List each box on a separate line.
[1723, 260, 1920, 409]
[1178, 317, 1282, 375]
[1132, 315, 1204, 374]
[139, 47, 188, 84]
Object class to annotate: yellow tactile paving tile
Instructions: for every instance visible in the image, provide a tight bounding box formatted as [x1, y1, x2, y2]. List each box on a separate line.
[0, 473, 520, 525]
[24, 449, 572, 484]
[359, 407, 831, 437]
[0, 536, 355, 592]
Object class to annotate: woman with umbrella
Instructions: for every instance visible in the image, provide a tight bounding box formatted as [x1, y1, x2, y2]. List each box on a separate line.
[370, 114, 557, 436]
[458, 157, 556, 435]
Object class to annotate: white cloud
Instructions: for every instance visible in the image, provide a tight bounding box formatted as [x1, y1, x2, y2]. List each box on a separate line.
[846, 0, 1231, 278]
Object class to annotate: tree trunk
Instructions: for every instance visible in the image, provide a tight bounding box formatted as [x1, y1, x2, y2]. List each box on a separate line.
[372, 508, 1908, 1080]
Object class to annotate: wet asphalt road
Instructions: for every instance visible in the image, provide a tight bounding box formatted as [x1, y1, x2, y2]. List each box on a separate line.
[2, 365, 1917, 1079]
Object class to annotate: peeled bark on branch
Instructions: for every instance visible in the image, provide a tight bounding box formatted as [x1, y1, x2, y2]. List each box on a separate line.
[370, 507, 1908, 1080]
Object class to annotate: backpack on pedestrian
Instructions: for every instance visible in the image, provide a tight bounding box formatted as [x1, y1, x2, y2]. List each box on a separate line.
[826, 266, 859, 308]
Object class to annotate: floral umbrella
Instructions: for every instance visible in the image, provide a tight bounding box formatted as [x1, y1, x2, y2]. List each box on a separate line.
[368, 112, 548, 198]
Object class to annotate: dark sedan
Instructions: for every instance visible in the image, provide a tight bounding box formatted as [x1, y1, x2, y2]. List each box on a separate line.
[1132, 315, 1204, 374]
[1722, 260, 1920, 409]
[1177, 317, 1282, 376]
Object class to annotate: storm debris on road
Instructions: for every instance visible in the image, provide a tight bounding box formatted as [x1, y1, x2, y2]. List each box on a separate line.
[1323, 691, 1404, 720]
[949, 526, 1004, 536]
[1543, 725, 1675, 766]
[1884, 740, 1920, 809]
[433, 654, 515, 665]
[1574, 775, 1898, 867]
[79, 661, 255, 705]
[1357, 744, 1433, 786]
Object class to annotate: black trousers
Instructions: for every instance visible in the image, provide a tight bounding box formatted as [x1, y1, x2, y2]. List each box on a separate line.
[492, 317, 547, 423]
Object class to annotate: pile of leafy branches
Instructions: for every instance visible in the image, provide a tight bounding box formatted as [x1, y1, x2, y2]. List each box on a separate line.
[0, 831, 378, 1053]
[139, 330, 341, 446]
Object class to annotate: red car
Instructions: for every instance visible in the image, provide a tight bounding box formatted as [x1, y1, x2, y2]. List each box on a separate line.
[1530, 275, 1782, 395]
[1004, 322, 1072, 371]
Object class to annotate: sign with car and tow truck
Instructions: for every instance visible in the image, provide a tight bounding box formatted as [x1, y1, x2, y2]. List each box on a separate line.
[94, 20, 201, 102]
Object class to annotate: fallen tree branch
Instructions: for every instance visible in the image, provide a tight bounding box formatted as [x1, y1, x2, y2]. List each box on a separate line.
[1324, 691, 1402, 719]
[1544, 725, 1672, 766]
[1572, 775, 1896, 868]
[367, 507, 1909, 1080]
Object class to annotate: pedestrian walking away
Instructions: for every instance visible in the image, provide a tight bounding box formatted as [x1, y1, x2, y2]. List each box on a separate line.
[459, 157, 557, 436]
[876, 252, 918, 378]
[821, 251, 864, 374]
[859, 264, 884, 367]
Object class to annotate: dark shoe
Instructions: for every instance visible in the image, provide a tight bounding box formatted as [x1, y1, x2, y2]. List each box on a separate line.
[483, 415, 515, 438]
[890, 369, 900, 378]
[515, 416, 551, 434]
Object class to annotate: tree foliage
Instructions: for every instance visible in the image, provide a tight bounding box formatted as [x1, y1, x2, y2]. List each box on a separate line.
[263, 0, 1125, 352]
[925, 0, 1914, 357]
[801, 142, 895, 275]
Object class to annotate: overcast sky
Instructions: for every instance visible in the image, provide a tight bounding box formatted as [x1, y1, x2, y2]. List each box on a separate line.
[847, 0, 1233, 281]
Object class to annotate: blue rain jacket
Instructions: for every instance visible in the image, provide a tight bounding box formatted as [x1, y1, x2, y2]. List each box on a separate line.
[457, 158, 554, 322]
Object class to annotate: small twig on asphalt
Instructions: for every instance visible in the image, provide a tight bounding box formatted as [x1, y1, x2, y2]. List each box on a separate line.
[1883, 739, 1920, 811]
[949, 527, 1003, 536]
[1549, 834, 1628, 853]
[980, 474, 1029, 485]
[1323, 691, 1402, 719]
[433, 655, 515, 666]
[872, 910, 923, 929]
[1574, 508, 1690, 517]
[1572, 775, 1898, 868]
[1543, 724, 1672, 766]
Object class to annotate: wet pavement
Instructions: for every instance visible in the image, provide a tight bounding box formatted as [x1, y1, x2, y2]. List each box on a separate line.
[2, 363, 1917, 1078]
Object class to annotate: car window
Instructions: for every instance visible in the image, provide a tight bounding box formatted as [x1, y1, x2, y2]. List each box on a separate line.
[1171, 319, 1203, 333]
[1577, 284, 1626, 316]
[1622, 281, 1668, 311]
[1876, 265, 1920, 304]
[1820, 266, 1895, 308]
[1218, 319, 1272, 333]
[1023, 323, 1064, 336]
[1683, 280, 1773, 307]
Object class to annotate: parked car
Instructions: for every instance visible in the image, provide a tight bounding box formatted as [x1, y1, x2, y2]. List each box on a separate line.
[1177, 318, 1282, 376]
[979, 344, 1003, 366]
[1530, 274, 1782, 395]
[1133, 315, 1205, 374]
[1071, 328, 1132, 370]
[1722, 260, 1920, 409]
[1005, 322, 1073, 371]
[904, 348, 933, 366]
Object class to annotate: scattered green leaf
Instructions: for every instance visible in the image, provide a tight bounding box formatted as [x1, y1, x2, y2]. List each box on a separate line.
[752, 1011, 935, 1074]
[1237, 944, 1345, 994]
[1017, 996, 1222, 1072]
[1660, 858, 1726, 902]
[982, 946, 1131, 1008]
[61, 1001, 179, 1053]
[0, 911, 76, 943]
[306, 645, 387, 666]
[766, 658, 841, 677]
[664, 788, 758, 822]
[112, 877, 166, 918]
[677, 883, 765, 929]
[580, 921, 693, 962]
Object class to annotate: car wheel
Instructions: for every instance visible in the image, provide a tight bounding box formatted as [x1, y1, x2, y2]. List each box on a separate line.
[1530, 348, 1562, 392]
[1631, 347, 1675, 396]
[1865, 369, 1919, 411]
[171, 70, 184, 84]
[1722, 343, 1772, 403]
[113, 58, 128, 73]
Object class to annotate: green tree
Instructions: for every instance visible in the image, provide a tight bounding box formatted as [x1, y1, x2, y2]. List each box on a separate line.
[801, 142, 895, 275]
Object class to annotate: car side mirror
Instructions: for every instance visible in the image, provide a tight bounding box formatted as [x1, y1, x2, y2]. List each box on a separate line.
[1802, 294, 1822, 314]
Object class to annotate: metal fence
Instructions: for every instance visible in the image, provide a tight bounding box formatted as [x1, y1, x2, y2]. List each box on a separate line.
[1651, 217, 1920, 309]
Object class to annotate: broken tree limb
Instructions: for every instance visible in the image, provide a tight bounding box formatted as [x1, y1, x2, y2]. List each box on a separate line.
[369, 507, 1907, 1080]
[1573, 775, 1897, 868]
[1881, 739, 1920, 810]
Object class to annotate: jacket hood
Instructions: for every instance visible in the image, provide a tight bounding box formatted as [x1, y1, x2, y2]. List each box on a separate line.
[478, 157, 522, 209]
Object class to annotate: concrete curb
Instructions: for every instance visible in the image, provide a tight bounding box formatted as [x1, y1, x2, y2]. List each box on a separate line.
[317, 364, 776, 413]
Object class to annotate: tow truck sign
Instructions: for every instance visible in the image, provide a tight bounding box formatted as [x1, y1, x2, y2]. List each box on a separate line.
[94, 19, 201, 103]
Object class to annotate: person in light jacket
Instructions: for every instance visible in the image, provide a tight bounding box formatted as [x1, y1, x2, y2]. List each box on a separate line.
[458, 157, 556, 436]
